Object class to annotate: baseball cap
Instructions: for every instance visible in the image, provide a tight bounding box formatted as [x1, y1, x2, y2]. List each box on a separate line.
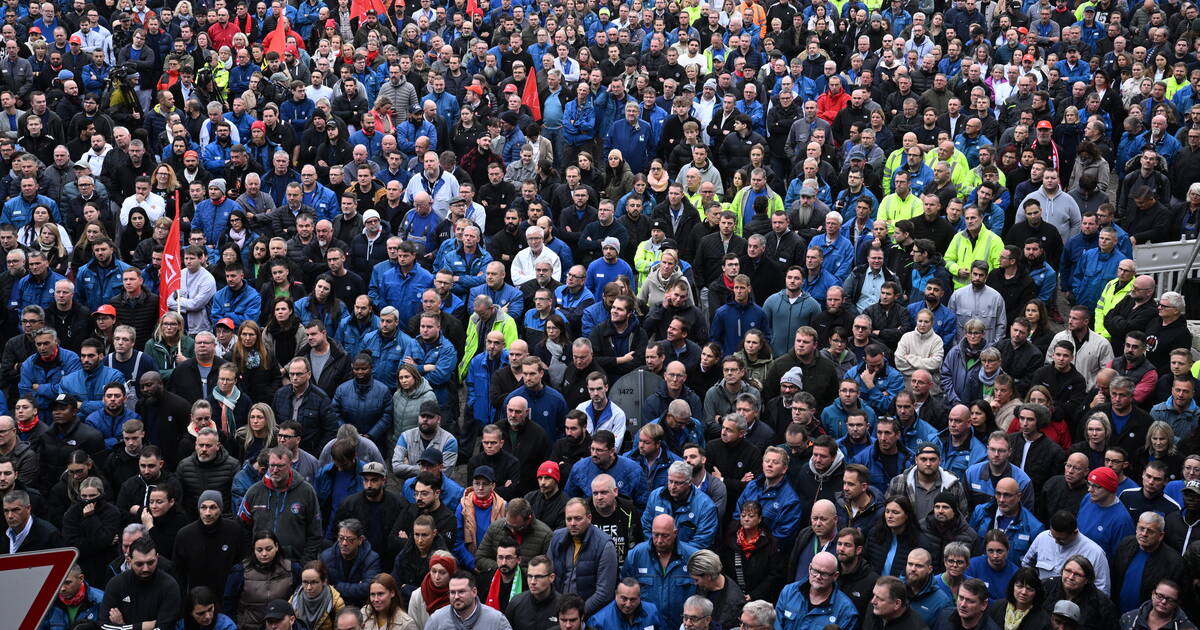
[27, 26, 40, 35]
[503, 84, 519, 93]
[537, 461, 560, 482]
[184, 150, 199, 160]
[69, 34, 82, 44]
[419, 401, 442, 417]
[51, 393, 78, 407]
[362, 462, 387, 477]
[1052, 601, 1081, 623]
[418, 446, 443, 465]
[473, 465, 496, 482]
[56, 69, 73, 81]
[216, 317, 237, 330]
[1184, 479, 1200, 494]
[466, 85, 483, 96]
[915, 442, 939, 457]
[92, 304, 117, 317]
[1036, 120, 1053, 129]
[263, 601, 294, 622]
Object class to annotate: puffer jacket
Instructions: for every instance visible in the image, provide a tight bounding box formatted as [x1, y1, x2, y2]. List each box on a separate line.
[333, 377, 393, 443]
[548, 524, 619, 617]
[361, 329, 418, 390]
[940, 337, 985, 405]
[59, 364, 125, 417]
[224, 558, 300, 630]
[390, 379, 437, 446]
[175, 447, 240, 513]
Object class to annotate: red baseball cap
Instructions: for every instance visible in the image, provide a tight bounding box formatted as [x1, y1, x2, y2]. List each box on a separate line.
[92, 304, 117, 317]
[216, 317, 237, 330]
[503, 84, 518, 93]
[184, 150, 199, 159]
[1036, 120, 1052, 130]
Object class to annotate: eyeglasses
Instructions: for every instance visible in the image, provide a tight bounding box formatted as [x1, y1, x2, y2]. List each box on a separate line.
[808, 566, 836, 579]
[683, 616, 710, 623]
[278, 433, 299, 440]
[1153, 592, 1178, 605]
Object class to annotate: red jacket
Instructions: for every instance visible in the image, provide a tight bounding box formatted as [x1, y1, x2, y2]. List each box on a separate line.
[816, 88, 850, 124]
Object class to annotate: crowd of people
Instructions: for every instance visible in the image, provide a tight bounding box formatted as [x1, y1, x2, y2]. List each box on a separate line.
[3, 0, 1200, 629]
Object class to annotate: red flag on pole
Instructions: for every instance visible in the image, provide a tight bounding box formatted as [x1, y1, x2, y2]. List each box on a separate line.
[351, 0, 388, 21]
[159, 213, 181, 318]
[466, 0, 482, 18]
[522, 71, 541, 121]
[266, 14, 288, 56]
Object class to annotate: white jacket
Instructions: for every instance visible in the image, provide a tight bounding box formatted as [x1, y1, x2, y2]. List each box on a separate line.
[510, 246, 563, 286]
[167, 267, 216, 334]
[895, 327, 945, 377]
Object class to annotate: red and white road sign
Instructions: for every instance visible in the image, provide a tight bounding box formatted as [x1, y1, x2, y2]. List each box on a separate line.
[0, 548, 78, 630]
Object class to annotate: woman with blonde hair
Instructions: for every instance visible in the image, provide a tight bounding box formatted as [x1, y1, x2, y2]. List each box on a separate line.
[234, 403, 278, 461]
[1133, 420, 1182, 480]
[361, 573, 417, 630]
[1071, 413, 1113, 470]
[229, 320, 279, 403]
[35, 222, 71, 274]
[144, 311, 194, 381]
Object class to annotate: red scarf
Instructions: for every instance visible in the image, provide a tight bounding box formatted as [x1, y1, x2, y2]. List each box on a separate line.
[722, 274, 735, 291]
[472, 491, 495, 510]
[421, 555, 457, 614]
[58, 579, 87, 607]
[736, 527, 761, 558]
[16, 413, 39, 434]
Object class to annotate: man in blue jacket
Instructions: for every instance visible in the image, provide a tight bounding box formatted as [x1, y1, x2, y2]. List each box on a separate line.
[20, 326, 81, 413]
[10, 251, 64, 312]
[564, 430, 648, 508]
[59, 337, 124, 417]
[318, 517, 381, 607]
[640, 460, 717, 548]
[563, 82, 596, 166]
[734, 445, 804, 545]
[589, 578, 666, 630]
[621, 514, 698, 629]
[75, 239, 131, 311]
[967, 477, 1043, 558]
[380, 241, 434, 323]
[192, 178, 239, 244]
[710, 274, 768, 355]
[605, 101, 652, 175]
[408, 313, 457, 406]
[210, 264, 261, 328]
[774, 551, 859, 630]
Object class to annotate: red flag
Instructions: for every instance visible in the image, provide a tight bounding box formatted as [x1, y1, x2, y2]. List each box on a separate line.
[522, 71, 541, 121]
[351, 0, 388, 21]
[466, 0, 482, 18]
[266, 14, 288, 57]
[159, 212, 181, 318]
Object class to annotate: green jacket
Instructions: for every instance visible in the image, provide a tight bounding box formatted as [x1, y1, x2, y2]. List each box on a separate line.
[143, 335, 196, 381]
[944, 227, 1003, 289]
[729, 186, 785, 236]
[459, 310, 519, 380]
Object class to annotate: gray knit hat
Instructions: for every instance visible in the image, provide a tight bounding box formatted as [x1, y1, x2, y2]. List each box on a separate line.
[198, 489, 224, 510]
